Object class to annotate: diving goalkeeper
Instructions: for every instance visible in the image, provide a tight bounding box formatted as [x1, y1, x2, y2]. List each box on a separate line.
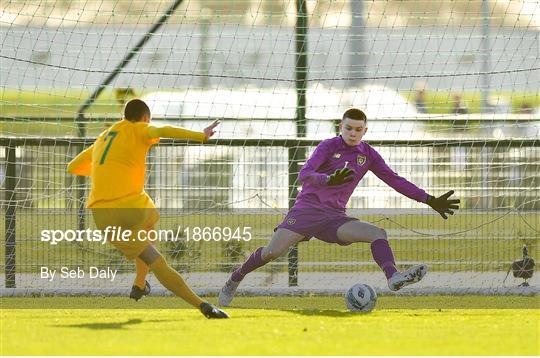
[219, 108, 460, 306]
[67, 99, 228, 319]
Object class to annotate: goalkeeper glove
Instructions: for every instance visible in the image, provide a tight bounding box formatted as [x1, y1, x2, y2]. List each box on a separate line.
[327, 168, 355, 186]
[426, 190, 460, 219]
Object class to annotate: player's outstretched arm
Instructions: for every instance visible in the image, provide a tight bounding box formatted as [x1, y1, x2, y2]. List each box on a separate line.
[426, 190, 460, 219]
[147, 120, 220, 142]
[298, 141, 332, 186]
[67, 144, 94, 176]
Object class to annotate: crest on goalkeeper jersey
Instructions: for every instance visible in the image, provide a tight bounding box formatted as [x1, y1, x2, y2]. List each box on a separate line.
[287, 218, 296, 225]
[357, 155, 367, 166]
[333, 153, 342, 159]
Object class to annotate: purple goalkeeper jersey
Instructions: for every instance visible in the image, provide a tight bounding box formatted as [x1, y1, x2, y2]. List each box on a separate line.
[295, 136, 428, 210]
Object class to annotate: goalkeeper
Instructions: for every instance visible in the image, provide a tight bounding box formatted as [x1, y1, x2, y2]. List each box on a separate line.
[67, 99, 228, 319]
[219, 108, 459, 306]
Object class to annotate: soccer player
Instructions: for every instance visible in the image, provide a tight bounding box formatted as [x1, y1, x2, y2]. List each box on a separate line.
[219, 108, 460, 307]
[67, 99, 229, 319]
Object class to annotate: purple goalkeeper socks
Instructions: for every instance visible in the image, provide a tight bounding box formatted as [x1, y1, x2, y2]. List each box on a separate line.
[371, 239, 398, 279]
[231, 247, 266, 282]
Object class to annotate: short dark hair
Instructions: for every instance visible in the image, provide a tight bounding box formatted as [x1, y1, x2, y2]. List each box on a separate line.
[342, 108, 367, 122]
[124, 99, 150, 122]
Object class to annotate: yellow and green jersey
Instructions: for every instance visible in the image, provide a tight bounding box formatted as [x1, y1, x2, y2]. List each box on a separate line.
[67, 119, 206, 207]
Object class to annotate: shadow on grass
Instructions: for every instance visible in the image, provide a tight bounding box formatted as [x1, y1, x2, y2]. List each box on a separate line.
[53, 318, 174, 330]
[228, 304, 369, 317]
[281, 309, 371, 317]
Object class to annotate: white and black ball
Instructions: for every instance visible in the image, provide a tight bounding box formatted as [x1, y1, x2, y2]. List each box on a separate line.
[345, 283, 377, 312]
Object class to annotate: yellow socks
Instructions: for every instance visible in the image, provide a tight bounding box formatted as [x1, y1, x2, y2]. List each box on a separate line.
[149, 256, 204, 308]
[134, 258, 149, 289]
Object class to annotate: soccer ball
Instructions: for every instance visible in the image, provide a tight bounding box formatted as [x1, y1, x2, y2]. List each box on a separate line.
[345, 283, 377, 312]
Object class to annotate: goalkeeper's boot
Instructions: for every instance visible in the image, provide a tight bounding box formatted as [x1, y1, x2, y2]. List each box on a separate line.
[218, 278, 240, 307]
[130, 280, 151, 301]
[388, 264, 428, 291]
[200, 302, 230, 319]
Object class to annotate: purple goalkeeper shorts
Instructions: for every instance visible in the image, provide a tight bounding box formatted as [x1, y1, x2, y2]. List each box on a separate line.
[274, 207, 358, 246]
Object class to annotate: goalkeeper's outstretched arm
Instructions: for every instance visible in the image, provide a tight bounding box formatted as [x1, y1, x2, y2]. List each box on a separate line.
[67, 144, 94, 176]
[147, 120, 220, 142]
[369, 146, 460, 219]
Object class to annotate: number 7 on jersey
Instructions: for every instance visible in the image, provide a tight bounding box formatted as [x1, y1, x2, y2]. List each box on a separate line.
[99, 131, 118, 165]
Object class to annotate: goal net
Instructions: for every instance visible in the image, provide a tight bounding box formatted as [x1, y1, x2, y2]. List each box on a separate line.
[1, 0, 538, 296]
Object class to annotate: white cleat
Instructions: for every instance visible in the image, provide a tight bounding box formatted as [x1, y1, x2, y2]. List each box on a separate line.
[218, 278, 240, 307]
[388, 264, 428, 291]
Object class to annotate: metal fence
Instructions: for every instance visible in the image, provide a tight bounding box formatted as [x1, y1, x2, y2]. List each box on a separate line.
[1, 137, 539, 291]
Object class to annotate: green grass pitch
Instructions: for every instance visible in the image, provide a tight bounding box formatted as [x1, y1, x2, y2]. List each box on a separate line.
[1, 296, 538, 355]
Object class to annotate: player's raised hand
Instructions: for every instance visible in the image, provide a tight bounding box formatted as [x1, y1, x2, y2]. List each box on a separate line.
[426, 190, 460, 219]
[203, 120, 220, 141]
[327, 168, 355, 186]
